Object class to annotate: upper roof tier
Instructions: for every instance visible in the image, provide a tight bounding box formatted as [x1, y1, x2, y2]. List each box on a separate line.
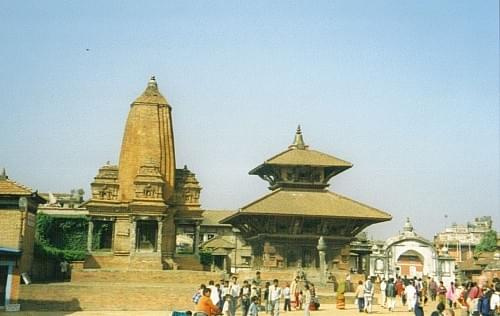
[133, 76, 170, 106]
[249, 126, 353, 190]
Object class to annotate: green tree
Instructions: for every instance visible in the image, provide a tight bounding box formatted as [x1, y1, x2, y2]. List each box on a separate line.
[474, 230, 497, 254]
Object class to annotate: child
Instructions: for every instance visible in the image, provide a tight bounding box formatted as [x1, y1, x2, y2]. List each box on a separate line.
[298, 290, 304, 310]
[248, 296, 259, 316]
[283, 282, 291, 312]
[222, 294, 231, 316]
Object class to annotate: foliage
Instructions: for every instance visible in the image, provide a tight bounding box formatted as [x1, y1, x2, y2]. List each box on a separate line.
[474, 229, 497, 254]
[35, 213, 88, 261]
[199, 250, 214, 266]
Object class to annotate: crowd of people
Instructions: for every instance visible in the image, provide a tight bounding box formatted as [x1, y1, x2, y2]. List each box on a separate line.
[337, 274, 500, 316]
[187, 271, 500, 316]
[191, 271, 320, 316]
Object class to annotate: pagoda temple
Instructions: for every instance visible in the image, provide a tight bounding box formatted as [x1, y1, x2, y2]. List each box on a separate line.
[84, 77, 203, 270]
[222, 127, 392, 271]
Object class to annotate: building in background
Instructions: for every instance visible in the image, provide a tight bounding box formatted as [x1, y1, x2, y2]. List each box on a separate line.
[434, 216, 494, 262]
[0, 169, 45, 311]
[369, 218, 456, 285]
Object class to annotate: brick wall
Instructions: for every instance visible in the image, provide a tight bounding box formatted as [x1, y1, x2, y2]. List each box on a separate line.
[0, 210, 22, 249]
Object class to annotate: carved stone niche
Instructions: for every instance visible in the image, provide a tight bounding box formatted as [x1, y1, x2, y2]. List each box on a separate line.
[172, 165, 202, 207]
[133, 160, 165, 200]
[90, 164, 119, 200]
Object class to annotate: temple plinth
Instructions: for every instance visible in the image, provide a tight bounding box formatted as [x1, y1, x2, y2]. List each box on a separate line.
[222, 126, 392, 272]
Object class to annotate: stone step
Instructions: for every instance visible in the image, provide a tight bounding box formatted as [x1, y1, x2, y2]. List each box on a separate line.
[174, 256, 204, 271]
[19, 282, 351, 311]
[71, 269, 221, 284]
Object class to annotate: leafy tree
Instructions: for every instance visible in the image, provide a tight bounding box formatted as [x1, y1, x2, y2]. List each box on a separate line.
[474, 229, 497, 254]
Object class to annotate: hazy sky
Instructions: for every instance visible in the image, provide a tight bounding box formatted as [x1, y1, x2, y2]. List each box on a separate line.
[1, 1, 498, 240]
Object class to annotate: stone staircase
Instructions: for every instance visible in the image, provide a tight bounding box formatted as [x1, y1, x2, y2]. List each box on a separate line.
[19, 269, 222, 311]
[174, 255, 205, 271]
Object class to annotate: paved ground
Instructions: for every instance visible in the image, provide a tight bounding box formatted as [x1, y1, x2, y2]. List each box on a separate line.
[0, 303, 457, 316]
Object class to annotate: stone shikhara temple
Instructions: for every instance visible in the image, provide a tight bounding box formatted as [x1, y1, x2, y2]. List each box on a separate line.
[84, 77, 203, 270]
[83, 76, 391, 272]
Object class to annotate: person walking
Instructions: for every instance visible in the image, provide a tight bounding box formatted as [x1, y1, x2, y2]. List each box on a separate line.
[354, 280, 365, 312]
[437, 281, 447, 306]
[380, 278, 387, 308]
[241, 280, 251, 316]
[268, 279, 282, 316]
[364, 278, 375, 313]
[303, 284, 312, 316]
[386, 278, 397, 312]
[406, 280, 417, 312]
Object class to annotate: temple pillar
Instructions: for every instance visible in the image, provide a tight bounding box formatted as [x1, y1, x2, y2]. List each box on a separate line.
[317, 236, 327, 285]
[130, 218, 137, 253]
[156, 217, 163, 253]
[87, 220, 94, 252]
[194, 222, 200, 255]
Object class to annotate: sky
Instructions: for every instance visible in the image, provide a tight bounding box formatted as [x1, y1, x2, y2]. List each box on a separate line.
[0, 1, 498, 240]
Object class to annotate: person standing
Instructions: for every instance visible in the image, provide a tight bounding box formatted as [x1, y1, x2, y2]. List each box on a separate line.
[336, 278, 346, 310]
[290, 276, 299, 310]
[380, 278, 387, 308]
[268, 279, 282, 316]
[303, 284, 312, 316]
[248, 296, 260, 316]
[283, 282, 291, 312]
[446, 281, 456, 309]
[364, 278, 375, 313]
[354, 280, 365, 312]
[396, 276, 405, 308]
[437, 281, 447, 306]
[405, 280, 417, 312]
[208, 280, 220, 308]
[60, 260, 69, 282]
[229, 276, 241, 316]
[429, 278, 438, 302]
[241, 280, 251, 316]
[386, 278, 397, 312]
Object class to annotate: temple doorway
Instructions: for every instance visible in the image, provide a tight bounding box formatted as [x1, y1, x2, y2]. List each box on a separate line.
[0, 265, 8, 307]
[136, 220, 158, 252]
[397, 250, 424, 278]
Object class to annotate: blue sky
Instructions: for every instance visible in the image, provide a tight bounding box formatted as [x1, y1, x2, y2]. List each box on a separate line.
[0, 1, 498, 239]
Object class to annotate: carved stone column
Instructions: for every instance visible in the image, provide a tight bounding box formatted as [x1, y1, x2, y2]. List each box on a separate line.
[156, 217, 163, 253]
[87, 220, 94, 252]
[317, 236, 327, 285]
[130, 218, 137, 253]
[194, 222, 200, 255]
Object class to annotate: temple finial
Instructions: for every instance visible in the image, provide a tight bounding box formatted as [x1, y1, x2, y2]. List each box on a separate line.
[148, 75, 157, 88]
[0, 168, 7, 180]
[289, 125, 308, 150]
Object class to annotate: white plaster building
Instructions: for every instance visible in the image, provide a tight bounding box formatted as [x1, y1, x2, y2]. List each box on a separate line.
[370, 218, 455, 285]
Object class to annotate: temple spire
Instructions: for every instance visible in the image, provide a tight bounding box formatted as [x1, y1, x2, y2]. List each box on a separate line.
[133, 75, 169, 105]
[289, 125, 308, 150]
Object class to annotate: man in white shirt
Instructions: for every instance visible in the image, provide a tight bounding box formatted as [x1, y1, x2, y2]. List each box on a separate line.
[268, 279, 282, 316]
[208, 280, 220, 307]
[229, 276, 240, 316]
[405, 280, 417, 312]
[380, 278, 387, 308]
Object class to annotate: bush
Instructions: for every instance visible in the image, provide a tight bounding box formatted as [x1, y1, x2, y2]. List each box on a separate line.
[35, 214, 88, 261]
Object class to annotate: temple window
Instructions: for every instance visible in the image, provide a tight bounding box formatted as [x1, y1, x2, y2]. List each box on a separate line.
[136, 220, 158, 252]
[92, 220, 114, 251]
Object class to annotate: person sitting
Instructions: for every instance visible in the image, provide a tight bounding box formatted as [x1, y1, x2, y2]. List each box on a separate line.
[195, 288, 220, 316]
